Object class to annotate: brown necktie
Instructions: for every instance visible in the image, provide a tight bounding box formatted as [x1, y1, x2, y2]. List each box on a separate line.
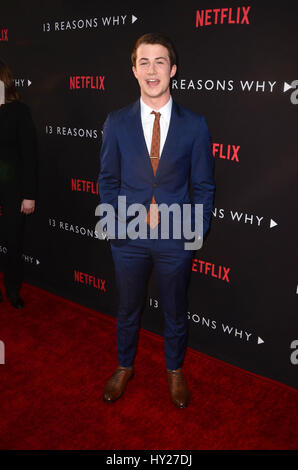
[146, 111, 161, 228]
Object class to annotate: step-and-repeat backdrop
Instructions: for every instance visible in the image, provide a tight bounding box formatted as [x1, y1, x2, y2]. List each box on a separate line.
[0, 1, 297, 389]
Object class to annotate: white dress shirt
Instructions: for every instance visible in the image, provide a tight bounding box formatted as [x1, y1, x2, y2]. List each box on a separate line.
[140, 95, 172, 158]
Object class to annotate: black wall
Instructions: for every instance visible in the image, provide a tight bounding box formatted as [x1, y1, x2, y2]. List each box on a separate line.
[1, 0, 297, 388]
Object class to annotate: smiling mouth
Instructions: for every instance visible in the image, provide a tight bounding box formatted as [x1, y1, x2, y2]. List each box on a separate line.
[146, 79, 160, 87]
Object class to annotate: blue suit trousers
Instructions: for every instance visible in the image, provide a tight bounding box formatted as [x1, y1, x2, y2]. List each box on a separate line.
[110, 237, 194, 370]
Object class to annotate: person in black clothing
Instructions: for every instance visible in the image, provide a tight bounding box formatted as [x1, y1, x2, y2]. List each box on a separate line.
[0, 58, 38, 308]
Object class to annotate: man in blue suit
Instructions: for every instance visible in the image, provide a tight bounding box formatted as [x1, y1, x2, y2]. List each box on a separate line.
[98, 33, 215, 408]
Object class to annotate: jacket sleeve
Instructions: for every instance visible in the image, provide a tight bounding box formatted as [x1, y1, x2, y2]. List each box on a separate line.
[98, 112, 121, 211]
[190, 116, 215, 238]
[17, 103, 38, 200]
[97, 112, 123, 239]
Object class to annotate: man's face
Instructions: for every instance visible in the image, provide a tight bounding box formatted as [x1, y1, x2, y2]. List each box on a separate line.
[132, 43, 177, 102]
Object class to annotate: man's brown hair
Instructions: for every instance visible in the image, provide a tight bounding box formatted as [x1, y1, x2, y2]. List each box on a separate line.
[131, 32, 177, 68]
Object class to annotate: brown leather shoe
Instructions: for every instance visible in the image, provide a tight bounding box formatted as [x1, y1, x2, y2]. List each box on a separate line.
[166, 368, 190, 408]
[103, 366, 134, 402]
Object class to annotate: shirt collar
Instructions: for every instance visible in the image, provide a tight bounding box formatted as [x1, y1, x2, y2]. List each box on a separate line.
[140, 95, 172, 123]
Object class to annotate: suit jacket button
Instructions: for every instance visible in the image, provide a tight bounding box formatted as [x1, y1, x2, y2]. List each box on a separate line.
[153, 183, 157, 187]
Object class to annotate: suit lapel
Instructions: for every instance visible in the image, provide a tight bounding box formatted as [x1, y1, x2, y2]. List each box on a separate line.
[125, 100, 154, 176]
[156, 99, 181, 178]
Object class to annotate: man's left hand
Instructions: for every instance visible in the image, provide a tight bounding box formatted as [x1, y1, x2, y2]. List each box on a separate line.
[21, 199, 35, 215]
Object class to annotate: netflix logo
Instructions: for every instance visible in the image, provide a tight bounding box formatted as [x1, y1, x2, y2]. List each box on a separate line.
[192, 258, 231, 282]
[71, 178, 99, 195]
[74, 269, 106, 292]
[0, 29, 8, 41]
[212, 143, 240, 163]
[195, 6, 251, 27]
[69, 75, 105, 91]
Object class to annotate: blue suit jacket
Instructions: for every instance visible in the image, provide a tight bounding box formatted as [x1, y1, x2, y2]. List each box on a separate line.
[98, 98, 215, 248]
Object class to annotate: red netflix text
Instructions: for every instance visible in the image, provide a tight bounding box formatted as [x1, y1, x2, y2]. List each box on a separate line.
[0, 29, 8, 41]
[74, 270, 106, 292]
[69, 75, 105, 90]
[192, 259, 231, 282]
[71, 178, 99, 194]
[212, 143, 240, 162]
[196, 6, 251, 27]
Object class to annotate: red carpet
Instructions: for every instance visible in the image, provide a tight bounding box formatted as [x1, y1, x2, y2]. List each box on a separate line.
[0, 280, 297, 450]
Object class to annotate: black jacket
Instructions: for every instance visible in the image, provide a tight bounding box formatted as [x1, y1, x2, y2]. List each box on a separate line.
[0, 100, 38, 199]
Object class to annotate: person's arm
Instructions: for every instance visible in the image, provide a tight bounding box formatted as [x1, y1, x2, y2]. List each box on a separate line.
[190, 116, 215, 240]
[17, 103, 38, 207]
[97, 112, 122, 239]
[98, 112, 121, 211]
